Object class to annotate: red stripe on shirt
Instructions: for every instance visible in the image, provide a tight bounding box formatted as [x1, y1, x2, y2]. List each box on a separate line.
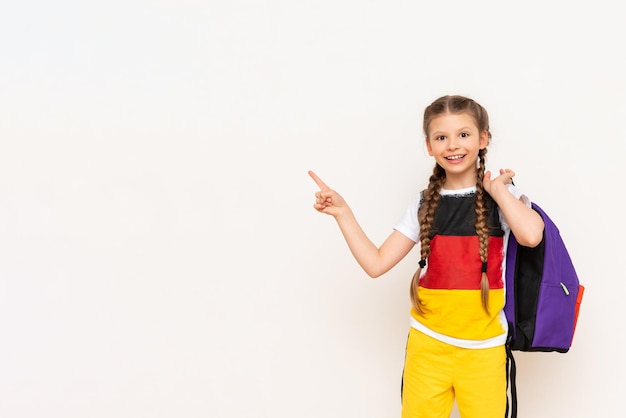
[419, 235, 504, 290]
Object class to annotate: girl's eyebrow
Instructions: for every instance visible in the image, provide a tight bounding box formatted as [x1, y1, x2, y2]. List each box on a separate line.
[430, 127, 473, 136]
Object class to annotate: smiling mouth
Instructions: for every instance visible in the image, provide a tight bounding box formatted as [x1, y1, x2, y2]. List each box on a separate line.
[445, 155, 465, 160]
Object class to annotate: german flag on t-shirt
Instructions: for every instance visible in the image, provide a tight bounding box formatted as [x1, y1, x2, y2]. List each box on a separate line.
[412, 190, 507, 341]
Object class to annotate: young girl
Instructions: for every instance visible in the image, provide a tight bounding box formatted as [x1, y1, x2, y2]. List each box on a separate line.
[309, 95, 544, 418]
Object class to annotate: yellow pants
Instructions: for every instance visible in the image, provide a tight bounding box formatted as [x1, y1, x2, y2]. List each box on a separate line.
[401, 328, 507, 418]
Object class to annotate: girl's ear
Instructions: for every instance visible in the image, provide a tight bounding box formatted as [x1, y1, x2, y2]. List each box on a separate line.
[425, 137, 434, 156]
[479, 130, 489, 149]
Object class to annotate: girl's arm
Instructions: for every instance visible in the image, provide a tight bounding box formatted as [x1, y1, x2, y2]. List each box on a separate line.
[483, 169, 544, 248]
[309, 171, 416, 278]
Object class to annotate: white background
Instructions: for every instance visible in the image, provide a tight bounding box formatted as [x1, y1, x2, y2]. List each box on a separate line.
[0, 1, 623, 417]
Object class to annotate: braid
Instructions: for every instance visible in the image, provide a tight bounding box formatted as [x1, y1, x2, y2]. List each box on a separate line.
[410, 164, 445, 314]
[474, 148, 490, 314]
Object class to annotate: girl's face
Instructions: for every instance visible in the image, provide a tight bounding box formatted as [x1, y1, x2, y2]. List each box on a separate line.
[425, 112, 489, 188]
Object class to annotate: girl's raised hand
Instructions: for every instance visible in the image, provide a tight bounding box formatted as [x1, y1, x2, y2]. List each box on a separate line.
[483, 168, 515, 196]
[308, 170, 349, 217]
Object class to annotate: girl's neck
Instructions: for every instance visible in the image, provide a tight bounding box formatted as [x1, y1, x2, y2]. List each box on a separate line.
[443, 174, 478, 190]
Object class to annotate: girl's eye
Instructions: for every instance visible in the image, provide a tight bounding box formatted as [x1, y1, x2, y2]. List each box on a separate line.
[460, 132, 469, 138]
[436, 135, 446, 141]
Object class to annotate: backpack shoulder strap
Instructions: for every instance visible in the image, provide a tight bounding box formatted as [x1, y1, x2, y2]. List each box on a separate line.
[505, 345, 518, 418]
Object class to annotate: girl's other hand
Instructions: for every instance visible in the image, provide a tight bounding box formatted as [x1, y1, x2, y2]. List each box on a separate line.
[308, 170, 349, 217]
[483, 168, 515, 196]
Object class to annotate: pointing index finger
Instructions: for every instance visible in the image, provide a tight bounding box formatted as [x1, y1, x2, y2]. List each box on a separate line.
[308, 170, 331, 191]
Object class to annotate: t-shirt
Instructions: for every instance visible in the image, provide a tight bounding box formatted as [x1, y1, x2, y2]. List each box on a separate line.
[394, 185, 529, 348]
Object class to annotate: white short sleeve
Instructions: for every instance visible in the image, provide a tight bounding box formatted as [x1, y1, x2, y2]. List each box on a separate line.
[393, 196, 421, 243]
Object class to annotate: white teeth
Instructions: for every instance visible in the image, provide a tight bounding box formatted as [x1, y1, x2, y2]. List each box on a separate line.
[447, 155, 464, 160]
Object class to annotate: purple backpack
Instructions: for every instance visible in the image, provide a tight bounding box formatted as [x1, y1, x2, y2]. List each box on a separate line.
[503, 202, 584, 417]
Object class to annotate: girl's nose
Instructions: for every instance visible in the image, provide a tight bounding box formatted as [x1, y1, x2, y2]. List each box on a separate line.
[447, 138, 460, 150]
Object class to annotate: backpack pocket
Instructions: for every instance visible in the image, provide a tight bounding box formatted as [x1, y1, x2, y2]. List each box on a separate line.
[531, 281, 580, 352]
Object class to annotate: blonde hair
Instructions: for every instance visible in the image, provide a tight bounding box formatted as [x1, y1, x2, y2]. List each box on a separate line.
[410, 95, 492, 315]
